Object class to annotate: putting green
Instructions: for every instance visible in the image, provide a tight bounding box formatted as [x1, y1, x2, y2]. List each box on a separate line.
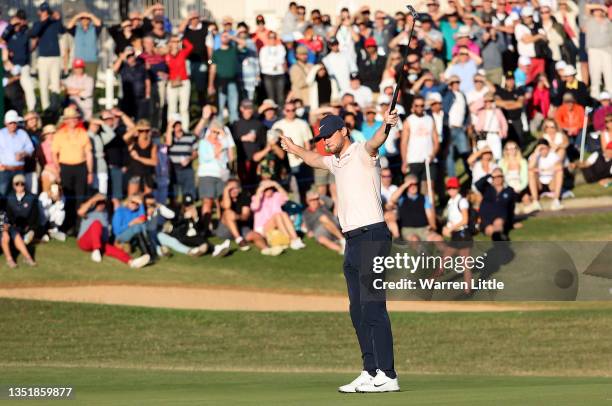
[2, 366, 611, 405]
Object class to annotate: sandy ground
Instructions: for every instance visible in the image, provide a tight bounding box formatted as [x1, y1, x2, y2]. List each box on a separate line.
[0, 285, 547, 312]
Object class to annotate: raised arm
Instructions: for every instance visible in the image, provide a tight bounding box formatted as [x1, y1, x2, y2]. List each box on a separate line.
[279, 134, 327, 170]
[365, 109, 399, 156]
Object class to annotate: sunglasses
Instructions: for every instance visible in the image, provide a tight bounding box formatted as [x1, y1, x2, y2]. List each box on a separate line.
[13, 182, 25, 186]
[544, 125, 556, 129]
[138, 129, 151, 133]
[492, 175, 504, 179]
[382, 174, 392, 178]
[284, 109, 295, 113]
[413, 104, 425, 108]
[407, 183, 418, 187]
[459, 53, 469, 57]
[450, 81, 460, 85]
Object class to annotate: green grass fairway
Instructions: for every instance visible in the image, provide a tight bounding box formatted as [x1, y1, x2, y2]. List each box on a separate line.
[1, 212, 611, 294]
[2, 366, 611, 405]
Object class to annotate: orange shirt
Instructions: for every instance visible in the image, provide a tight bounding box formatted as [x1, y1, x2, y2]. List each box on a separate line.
[554, 103, 585, 136]
[51, 126, 92, 165]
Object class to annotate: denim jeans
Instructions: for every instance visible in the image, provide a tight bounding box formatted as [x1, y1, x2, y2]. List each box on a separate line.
[157, 232, 192, 255]
[116, 223, 147, 243]
[172, 166, 195, 200]
[446, 127, 471, 177]
[218, 81, 239, 123]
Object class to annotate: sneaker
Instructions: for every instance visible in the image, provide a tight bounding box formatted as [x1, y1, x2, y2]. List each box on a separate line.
[261, 246, 284, 256]
[23, 230, 35, 245]
[550, 199, 564, 211]
[129, 254, 151, 269]
[24, 258, 37, 267]
[187, 247, 202, 257]
[6, 260, 17, 269]
[49, 229, 66, 242]
[236, 237, 250, 251]
[290, 238, 306, 250]
[338, 371, 374, 393]
[91, 249, 102, 263]
[355, 370, 400, 393]
[41, 234, 50, 243]
[562, 190, 575, 200]
[212, 239, 231, 257]
[198, 242, 209, 255]
[158, 204, 176, 219]
[524, 201, 542, 214]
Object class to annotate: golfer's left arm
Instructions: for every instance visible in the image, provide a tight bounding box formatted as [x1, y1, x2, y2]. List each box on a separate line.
[365, 109, 399, 157]
[280, 135, 327, 170]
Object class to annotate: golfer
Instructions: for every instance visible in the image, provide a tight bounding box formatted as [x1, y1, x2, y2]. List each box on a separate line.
[280, 110, 400, 393]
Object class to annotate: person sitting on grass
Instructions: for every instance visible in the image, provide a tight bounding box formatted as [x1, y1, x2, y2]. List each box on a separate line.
[112, 195, 158, 262]
[302, 190, 345, 254]
[540, 119, 570, 162]
[525, 139, 564, 213]
[38, 182, 66, 242]
[475, 168, 516, 241]
[250, 179, 306, 250]
[579, 141, 612, 188]
[5, 173, 39, 247]
[216, 179, 283, 256]
[77, 193, 150, 268]
[389, 174, 437, 242]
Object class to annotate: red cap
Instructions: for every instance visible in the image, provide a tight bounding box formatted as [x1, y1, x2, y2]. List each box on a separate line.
[364, 37, 377, 48]
[446, 177, 460, 189]
[73, 58, 86, 69]
[607, 141, 612, 150]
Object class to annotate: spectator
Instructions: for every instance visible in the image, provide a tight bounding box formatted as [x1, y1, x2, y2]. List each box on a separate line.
[237, 30, 260, 102]
[103, 108, 134, 208]
[541, 118, 570, 161]
[272, 102, 313, 202]
[108, 19, 137, 56]
[22, 112, 42, 194]
[260, 31, 287, 106]
[63, 58, 94, 120]
[258, 99, 280, 129]
[477, 22, 505, 85]
[361, 105, 385, 153]
[444, 46, 481, 93]
[442, 176, 474, 277]
[66, 11, 103, 80]
[165, 36, 193, 129]
[555, 92, 585, 147]
[555, 65, 590, 107]
[357, 37, 387, 92]
[474, 91, 508, 160]
[475, 168, 515, 241]
[499, 140, 530, 205]
[179, 10, 210, 106]
[38, 182, 66, 241]
[526, 139, 564, 212]
[400, 95, 439, 194]
[389, 174, 437, 242]
[52, 107, 93, 231]
[440, 12, 464, 62]
[77, 193, 150, 267]
[420, 46, 445, 80]
[306, 64, 339, 110]
[302, 190, 345, 254]
[87, 116, 117, 195]
[38, 124, 59, 193]
[418, 14, 444, 54]
[0, 110, 34, 198]
[442, 75, 471, 178]
[165, 114, 196, 202]
[232, 100, 267, 189]
[322, 37, 354, 95]
[495, 72, 525, 146]
[112, 194, 157, 261]
[346, 73, 373, 109]
[124, 119, 158, 196]
[600, 114, 612, 152]
[113, 46, 151, 120]
[379, 167, 399, 238]
[2, 10, 36, 111]
[139, 35, 168, 129]
[29, 2, 64, 111]
[514, 6, 547, 85]
[2, 174, 37, 267]
[289, 46, 314, 105]
[593, 92, 612, 133]
[579, 141, 612, 187]
[468, 147, 498, 195]
[209, 32, 241, 123]
[583, 3, 612, 99]
[250, 179, 305, 250]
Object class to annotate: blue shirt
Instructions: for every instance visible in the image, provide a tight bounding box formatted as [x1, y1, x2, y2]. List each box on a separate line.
[30, 18, 65, 57]
[0, 128, 35, 166]
[111, 204, 145, 237]
[445, 60, 478, 93]
[360, 120, 386, 155]
[514, 68, 527, 88]
[2, 25, 30, 65]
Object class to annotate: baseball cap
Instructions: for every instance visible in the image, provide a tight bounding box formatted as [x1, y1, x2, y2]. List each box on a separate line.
[537, 138, 550, 147]
[423, 45, 434, 54]
[521, 6, 534, 17]
[505, 71, 515, 80]
[377, 95, 392, 105]
[4, 110, 22, 124]
[183, 194, 194, 206]
[597, 92, 610, 101]
[240, 99, 254, 109]
[563, 65, 577, 76]
[364, 37, 377, 48]
[12, 174, 26, 185]
[446, 177, 460, 189]
[427, 92, 442, 104]
[555, 60, 568, 71]
[328, 37, 339, 45]
[39, 2, 51, 12]
[315, 115, 345, 140]
[153, 15, 164, 23]
[350, 72, 360, 81]
[73, 58, 86, 69]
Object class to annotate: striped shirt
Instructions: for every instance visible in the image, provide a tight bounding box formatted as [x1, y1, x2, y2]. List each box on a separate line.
[168, 132, 197, 166]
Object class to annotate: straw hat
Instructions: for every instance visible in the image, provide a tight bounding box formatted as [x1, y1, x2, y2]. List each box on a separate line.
[61, 106, 81, 120]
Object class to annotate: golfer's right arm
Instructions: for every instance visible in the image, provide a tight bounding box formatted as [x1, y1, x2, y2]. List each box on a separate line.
[280, 135, 327, 170]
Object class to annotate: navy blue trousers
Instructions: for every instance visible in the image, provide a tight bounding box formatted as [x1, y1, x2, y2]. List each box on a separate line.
[343, 223, 396, 378]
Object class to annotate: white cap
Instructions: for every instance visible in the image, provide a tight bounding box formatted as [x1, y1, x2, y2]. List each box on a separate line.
[598, 91, 611, 101]
[4, 110, 22, 124]
[377, 95, 392, 105]
[379, 79, 396, 92]
[455, 25, 471, 38]
[427, 92, 442, 103]
[563, 65, 577, 76]
[518, 56, 531, 66]
[521, 6, 534, 17]
[555, 60, 567, 71]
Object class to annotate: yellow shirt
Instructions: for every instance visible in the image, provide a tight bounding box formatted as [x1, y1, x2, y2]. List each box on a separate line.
[51, 126, 92, 165]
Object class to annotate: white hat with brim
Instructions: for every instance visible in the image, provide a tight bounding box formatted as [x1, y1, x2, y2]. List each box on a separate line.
[454, 25, 471, 39]
[427, 92, 443, 104]
[598, 92, 611, 101]
[555, 60, 568, 71]
[4, 110, 22, 124]
[563, 65, 577, 76]
[521, 6, 534, 17]
[258, 99, 278, 114]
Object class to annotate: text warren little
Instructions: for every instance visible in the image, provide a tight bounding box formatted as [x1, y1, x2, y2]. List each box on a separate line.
[374, 278, 505, 291]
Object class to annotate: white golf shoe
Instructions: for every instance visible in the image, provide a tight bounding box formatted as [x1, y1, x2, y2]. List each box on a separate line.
[338, 371, 374, 393]
[355, 369, 400, 393]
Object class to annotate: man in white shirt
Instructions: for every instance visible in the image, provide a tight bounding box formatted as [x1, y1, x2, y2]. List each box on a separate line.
[526, 139, 564, 212]
[271, 101, 313, 202]
[346, 73, 373, 109]
[322, 37, 355, 95]
[280, 111, 401, 393]
[515, 6, 547, 84]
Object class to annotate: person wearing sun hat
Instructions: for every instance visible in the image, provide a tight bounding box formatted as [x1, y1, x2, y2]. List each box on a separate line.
[53, 106, 93, 232]
[555, 65, 590, 107]
[0, 110, 34, 198]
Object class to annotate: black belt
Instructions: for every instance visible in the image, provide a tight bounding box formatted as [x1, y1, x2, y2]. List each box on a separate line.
[343, 222, 387, 240]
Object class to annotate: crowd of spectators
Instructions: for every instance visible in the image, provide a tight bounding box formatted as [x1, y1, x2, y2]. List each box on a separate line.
[0, 1, 610, 267]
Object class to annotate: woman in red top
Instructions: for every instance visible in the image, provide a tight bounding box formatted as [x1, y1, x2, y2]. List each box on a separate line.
[165, 36, 193, 128]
